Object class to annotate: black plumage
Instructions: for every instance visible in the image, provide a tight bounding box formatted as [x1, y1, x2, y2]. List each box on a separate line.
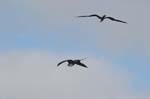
[57, 58, 88, 68]
[78, 14, 127, 24]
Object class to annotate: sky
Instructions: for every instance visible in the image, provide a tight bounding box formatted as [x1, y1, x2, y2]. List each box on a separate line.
[0, 0, 150, 99]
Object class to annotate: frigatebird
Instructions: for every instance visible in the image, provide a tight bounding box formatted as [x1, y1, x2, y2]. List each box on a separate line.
[78, 14, 127, 24]
[57, 58, 88, 68]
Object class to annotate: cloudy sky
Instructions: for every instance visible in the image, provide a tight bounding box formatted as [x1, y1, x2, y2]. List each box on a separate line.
[0, 0, 150, 99]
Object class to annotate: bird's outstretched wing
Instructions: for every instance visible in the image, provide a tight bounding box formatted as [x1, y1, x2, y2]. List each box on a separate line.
[57, 60, 68, 66]
[106, 17, 127, 24]
[76, 62, 88, 68]
[78, 14, 102, 19]
[77, 15, 90, 17]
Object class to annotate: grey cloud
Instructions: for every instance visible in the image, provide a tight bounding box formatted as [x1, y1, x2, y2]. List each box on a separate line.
[0, 50, 142, 99]
[0, 50, 139, 99]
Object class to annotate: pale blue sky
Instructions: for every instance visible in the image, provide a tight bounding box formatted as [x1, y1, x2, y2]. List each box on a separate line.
[0, 0, 150, 98]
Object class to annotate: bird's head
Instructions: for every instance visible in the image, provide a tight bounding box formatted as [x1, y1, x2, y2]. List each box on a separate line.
[103, 15, 106, 18]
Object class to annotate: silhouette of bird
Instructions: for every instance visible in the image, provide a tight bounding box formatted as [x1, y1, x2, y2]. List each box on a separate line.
[78, 14, 127, 24]
[57, 58, 88, 68]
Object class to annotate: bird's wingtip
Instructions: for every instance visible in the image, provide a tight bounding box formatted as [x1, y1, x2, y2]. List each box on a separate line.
[77, 16, 83, 17]
[123, 22, 128, 24]
[57, 63, 61, 66]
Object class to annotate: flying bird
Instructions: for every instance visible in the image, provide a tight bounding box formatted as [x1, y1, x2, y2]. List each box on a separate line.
[57, 58, 88, 68]
[78, 14, 127, 24]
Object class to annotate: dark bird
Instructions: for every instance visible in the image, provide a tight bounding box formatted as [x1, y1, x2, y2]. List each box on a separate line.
[57, 58, 88, 68]
[78, 14, 127, 24]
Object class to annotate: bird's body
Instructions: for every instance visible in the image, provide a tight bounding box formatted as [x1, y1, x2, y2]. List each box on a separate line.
[78, 14, 127, 24]
[57, 58, 88, 68]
